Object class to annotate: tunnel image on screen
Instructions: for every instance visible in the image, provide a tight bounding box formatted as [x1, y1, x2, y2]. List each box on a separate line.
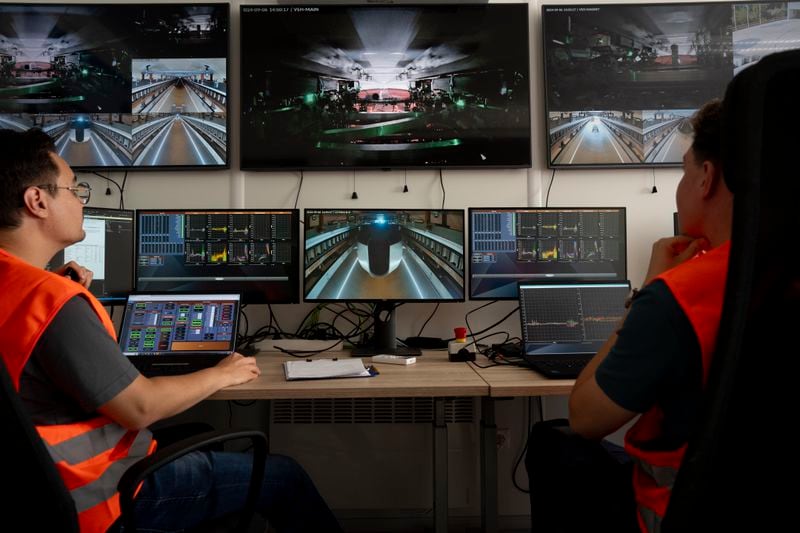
[542, 1, 800, 168]
[240, 4, 531, 170]
[0, 3, 228, 170]
[304, 209, 464, 301]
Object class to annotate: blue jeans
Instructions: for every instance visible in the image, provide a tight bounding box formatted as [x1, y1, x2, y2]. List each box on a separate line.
[129, 451, 343, 533]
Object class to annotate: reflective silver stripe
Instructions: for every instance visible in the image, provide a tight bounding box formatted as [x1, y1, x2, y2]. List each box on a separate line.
[43, 422, 131, 464]
[635, 458, 678, 488]
[638, 504, 662, 533]
[70, 429, 154, 513]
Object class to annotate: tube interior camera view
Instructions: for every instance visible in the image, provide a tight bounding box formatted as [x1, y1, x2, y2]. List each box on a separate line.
[0, 3, 229, 170]
[304, 209, 464, 302]
[543, 1, 800, 168]
[240, 4, 531, 170]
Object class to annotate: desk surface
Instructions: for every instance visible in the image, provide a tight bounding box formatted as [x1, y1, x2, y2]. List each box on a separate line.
[468, 359, 574, 398]
[210, 350, 489, 400]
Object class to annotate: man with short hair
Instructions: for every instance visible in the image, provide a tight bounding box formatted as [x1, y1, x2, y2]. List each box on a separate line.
[526, 99, 733, 533]
[0, 128, 342, 532]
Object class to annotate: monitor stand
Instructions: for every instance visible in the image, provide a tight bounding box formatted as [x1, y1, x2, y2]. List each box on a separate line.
[350, 302, 422, 357]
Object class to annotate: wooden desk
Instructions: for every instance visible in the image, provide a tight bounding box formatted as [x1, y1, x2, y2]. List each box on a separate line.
[210, 351, 488, 533]
[210, 350, 487, 400]
[468, 361, 574, 533]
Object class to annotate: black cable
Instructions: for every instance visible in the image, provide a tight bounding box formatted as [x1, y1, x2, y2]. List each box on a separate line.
[651, 168, 658, 194]
[236, 305, 250, 350]
[351, 171, 358, 200]
[461, 300, 519, 340]
[403, 169, 409, 193]
[416, 303, 440, 336]
[545, 168, 556, 208]
[439, 168, 445, 210]
[92, 172, 125, 207]
[512, 398, 532, 493]
[294, 170, 304, 209]
[119, 171, 128, 209]
[268, 304, 284, 336]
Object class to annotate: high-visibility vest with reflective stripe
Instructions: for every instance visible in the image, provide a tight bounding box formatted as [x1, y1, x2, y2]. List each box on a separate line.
[623, 241, 730, 533]
[0, 248, 155, 533]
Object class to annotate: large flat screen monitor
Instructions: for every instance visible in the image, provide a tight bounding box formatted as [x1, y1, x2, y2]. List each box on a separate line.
[542, 1, 800, 168]
[0, 3, 229, 171]
[135, 209, 299, 304]
[240, 3, 531, 170]
[469, 207, 627, 300]
[49, 207, 135, 303]
[304, 208, 464, 355]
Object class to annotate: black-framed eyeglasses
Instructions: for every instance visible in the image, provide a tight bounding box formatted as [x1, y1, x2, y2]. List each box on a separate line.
[35, 182, 92, 205]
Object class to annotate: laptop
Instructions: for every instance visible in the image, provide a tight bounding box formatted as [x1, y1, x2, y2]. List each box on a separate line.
[517, 281, 630, 378]
[118, 293, 241, 376]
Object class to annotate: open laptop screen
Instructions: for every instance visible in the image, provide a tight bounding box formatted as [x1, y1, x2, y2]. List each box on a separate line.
[120, 293, 240, 356]
[518, 281, 629, 353]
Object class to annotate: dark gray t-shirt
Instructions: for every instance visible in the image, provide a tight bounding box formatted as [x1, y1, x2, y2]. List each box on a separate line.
[19, 296, 140, 425]
[595, 280, 702, 450]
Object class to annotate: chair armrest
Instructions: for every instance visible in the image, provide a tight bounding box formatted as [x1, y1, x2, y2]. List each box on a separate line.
[118, 429, 268, 533]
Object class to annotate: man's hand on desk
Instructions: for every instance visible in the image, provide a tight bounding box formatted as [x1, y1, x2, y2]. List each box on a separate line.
[214, 353, 261, 386]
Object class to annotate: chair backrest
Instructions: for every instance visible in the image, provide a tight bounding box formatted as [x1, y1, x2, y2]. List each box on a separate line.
[0, 356, 79, 531]
[663, 50, 800, 531]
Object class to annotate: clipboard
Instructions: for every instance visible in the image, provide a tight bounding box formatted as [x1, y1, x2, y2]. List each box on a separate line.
[283, 358, 379, 381]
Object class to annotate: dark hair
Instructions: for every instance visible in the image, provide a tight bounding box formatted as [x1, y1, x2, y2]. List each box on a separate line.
[0, 128, 59, 228]
[690, 99, 723, 165]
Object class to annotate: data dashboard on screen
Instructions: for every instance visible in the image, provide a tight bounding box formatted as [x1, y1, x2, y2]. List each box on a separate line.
[469, 207, 627, 300]
[135, 209, 299, 304]
[0, 3, 229, 170]
[304, 209, 465, 302]
[48, 207, 134, 303]
[240, 3, 531, 170]
[542, 1, 800, 168]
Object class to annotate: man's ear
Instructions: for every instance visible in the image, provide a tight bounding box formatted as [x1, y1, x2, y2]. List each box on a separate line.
[700, 159, 721, 199]
[21, 186, 50, 219]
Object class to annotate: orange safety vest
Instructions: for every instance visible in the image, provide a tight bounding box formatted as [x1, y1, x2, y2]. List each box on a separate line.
[0, 249, 155, 533]
[624, 241, 731, 533]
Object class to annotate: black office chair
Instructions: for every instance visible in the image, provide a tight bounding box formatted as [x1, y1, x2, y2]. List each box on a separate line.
[0, 356, 267, 532]
[662, 50, 800, 532]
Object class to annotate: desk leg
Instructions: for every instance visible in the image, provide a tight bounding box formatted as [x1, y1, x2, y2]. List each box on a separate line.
[434, 397, 448, 533]
[481, 397, 498, 533]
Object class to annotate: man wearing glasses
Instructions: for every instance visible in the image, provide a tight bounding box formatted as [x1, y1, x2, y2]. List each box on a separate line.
[0, 129, 342, 532]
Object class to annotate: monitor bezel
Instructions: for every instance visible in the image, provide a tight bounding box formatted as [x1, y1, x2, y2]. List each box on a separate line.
[302, 207, 466, 303]
[0, 2, 231, 172]
[238, 2, 532, 171]
[467, 206, 628, 300]
[134, 208, 300, 304]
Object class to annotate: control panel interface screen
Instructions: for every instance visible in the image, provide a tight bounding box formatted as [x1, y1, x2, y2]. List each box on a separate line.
[469, 208, 626, 299]
[120, 294, 239, 355]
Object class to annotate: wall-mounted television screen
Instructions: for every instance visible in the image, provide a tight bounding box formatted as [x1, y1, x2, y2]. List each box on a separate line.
[469, 207, 627, 300]
[0, 3, 229, 171]
[136, 209, 299, 304]
[240, 3, 531, 170]
[542, 1, 800, 168]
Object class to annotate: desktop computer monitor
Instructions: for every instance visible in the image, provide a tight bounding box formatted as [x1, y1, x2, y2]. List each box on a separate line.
[49, 207, 135, 304]
[135, 209, 300, 304]
[468, 207, 627, 300]
[304, 208, 465, 354]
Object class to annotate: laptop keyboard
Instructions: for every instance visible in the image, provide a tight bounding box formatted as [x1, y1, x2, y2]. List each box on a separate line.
[140, 364, 193, 377]
[530, 358, 588, 378]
